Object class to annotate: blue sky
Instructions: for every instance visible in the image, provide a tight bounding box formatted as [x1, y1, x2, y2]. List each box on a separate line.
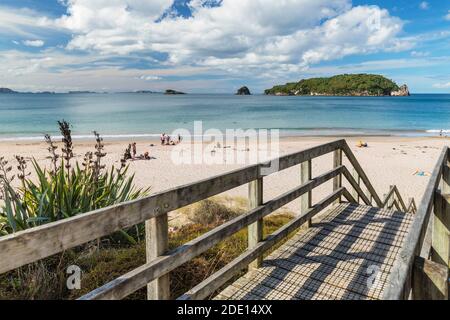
[0, 0, 449, 93]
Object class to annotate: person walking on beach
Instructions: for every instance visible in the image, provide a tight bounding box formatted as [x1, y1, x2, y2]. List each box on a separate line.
[177, 133, 182, 144]
[161, 133, 166, 145]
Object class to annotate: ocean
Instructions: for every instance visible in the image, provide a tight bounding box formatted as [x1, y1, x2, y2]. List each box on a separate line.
[0, 93, 449, 141]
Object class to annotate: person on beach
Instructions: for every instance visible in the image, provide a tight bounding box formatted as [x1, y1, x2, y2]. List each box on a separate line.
[161, 133, 165, 145]
[165, 134, 170, 145]
[177, 133, 182, 144]
[132, 142, 137, 158]
[124, 144, 132, 160]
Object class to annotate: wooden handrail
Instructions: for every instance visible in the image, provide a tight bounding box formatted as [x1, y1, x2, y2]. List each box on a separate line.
[340, 143, 383, 207]
[382, 146, 449, 300]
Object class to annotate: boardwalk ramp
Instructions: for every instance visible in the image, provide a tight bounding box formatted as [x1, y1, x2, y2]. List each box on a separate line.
[216, 203, 413, 300]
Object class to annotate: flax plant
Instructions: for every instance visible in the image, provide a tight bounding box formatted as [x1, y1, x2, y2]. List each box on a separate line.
[0, 121, 150, 242]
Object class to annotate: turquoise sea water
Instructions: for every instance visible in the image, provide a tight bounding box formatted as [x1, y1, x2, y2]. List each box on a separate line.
[0, 93, 449, 141]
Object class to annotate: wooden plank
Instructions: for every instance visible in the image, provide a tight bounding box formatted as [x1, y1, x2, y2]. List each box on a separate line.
[351, 168, 360, 203]
[382, 186, 396, 209]
[146, 213, 170, 300]
[177, 188, 344, 300]
[431, 161, 450, 272]
[248, 178, 263, 269]
[393, 187, 408, 212]
[431, 190, 450, 269]
[333, 149, 343, 204]
[341, 143, 383, 207]
[382, 146, 449, 300]
[300, 160, 312, 227]
[342, 168, 371, 205]
[80, 169, 344, 300]
[412, 256, 449, 300]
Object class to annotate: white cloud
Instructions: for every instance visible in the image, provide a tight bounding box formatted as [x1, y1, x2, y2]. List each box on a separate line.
[445, 11, 450, 21]
[411, 50, 430, 57]
[139, 75, 162, 81]
[0, 6, 52, 37]
[23, 40, 45, 47]
[419, 2, 429, 10]
[52, 0, 406, 76]
[433, 82, 450, 89]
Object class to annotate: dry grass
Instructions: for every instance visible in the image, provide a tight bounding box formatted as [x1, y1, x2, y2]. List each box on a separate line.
[0, 197, 294, 300]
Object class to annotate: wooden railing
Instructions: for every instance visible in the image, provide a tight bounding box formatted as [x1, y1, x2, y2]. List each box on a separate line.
[0, 139, 419, 300]
[383, 146, 449, 300]
[382, 185, 413, 213]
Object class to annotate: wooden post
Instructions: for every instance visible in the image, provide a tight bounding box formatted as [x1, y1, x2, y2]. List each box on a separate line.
[300, 160, 312, 227]
[333, 149, 342, 204]
[351, 168, 360, 204]
[431, 162, 450, 273]
[365, 184, 373, 206]
[146, 213, 170, 300]
[388, 185, 395, 209]
[408, 197, 414, 213]
[412, 256, 449, 300]
[248, 177, 263, 269]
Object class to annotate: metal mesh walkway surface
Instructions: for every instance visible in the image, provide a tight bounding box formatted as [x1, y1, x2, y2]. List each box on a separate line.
[215, 203, 414, 300]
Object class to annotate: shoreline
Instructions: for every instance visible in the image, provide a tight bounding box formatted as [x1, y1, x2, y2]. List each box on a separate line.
[0, 130, 445, 143]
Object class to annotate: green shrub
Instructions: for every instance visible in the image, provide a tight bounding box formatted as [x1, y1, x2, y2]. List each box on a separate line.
[0, 121, 149, 239]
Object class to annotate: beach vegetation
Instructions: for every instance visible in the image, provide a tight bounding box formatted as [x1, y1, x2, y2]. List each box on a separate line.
[0, 121, 150, 239]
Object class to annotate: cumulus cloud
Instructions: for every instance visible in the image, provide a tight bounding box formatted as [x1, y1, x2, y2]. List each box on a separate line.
[23, 40, 45, 47]
[50, 0, 406, 76]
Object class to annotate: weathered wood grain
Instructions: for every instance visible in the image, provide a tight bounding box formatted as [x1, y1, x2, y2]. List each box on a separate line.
[248, 177, 263, 269]
[333, 149, 343, 204]
[300, 160, 312, 227]
[412, 256, 449, 300]
[146, 213, 170, 300]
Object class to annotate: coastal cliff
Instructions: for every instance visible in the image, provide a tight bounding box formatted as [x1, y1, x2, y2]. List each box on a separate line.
[265, 74, 410, 97]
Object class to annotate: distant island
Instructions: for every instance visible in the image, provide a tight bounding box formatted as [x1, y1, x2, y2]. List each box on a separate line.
[265, 74, 410, 97]
[0, 88, 18, 94]
[236, 86, 251, 95]
[164, 89, 186, 95]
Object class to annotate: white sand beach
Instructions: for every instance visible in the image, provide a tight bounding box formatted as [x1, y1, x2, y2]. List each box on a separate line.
[0, 136, 447, 225]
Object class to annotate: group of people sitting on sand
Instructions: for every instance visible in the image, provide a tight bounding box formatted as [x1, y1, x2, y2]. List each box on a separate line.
[160, 133, 182, 146]
[124, 142, 151, 161]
